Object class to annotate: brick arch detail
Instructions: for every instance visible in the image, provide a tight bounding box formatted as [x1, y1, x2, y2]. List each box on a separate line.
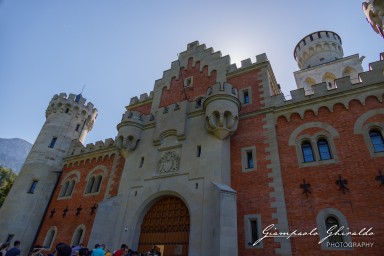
[354, 108, 384, 134]
[61, 170, 81, 185]
[85, 165, 108, 181]
[288, 122, 340, 146]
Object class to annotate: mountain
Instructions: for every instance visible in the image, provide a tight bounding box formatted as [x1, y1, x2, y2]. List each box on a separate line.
[0, 138, 32, 174]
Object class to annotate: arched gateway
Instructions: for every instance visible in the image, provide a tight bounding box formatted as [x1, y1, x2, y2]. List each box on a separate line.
[138, 196, 190, 256]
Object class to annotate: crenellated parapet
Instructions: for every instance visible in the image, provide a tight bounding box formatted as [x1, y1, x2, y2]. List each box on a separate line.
[64, 138, 116, 168]
[293, 31, 343, 69]
[227, 53, 269, 73]
[46, 93, 98, 132]
[116, 110, 144, 152]
[203, 82, 241, 140]
[129, 91, 154, 106]
[272, 53, 384, 121]
[67, 138, 115, 158]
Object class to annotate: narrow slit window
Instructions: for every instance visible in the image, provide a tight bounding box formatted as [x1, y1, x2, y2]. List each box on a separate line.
[250, 219, 259, 244]
[246, 151, 254, 169]
[65, 108, 69, 113]
[197, 146, 201, 157]
[49, 137, 57, 148]
[243, 90, 249, 104]
[28, 180, 38, 194]
[139, 157, 144, 168]
[75, 124, 80, 131]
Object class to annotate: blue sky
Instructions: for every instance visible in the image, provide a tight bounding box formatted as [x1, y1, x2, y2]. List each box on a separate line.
[0, 1, 382, 144]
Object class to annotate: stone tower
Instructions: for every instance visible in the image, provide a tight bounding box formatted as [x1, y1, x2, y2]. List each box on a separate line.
[293, 31, 363, 94]
[0, 93, 97, 255]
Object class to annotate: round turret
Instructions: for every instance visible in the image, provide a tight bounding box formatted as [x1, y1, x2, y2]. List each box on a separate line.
[294, 31, 343, 69]
[45, 93, 98, 143]
[203, 82, 241, 140]
[116, 110, 143, 151]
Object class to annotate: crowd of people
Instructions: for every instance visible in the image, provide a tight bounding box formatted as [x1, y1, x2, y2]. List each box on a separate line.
[0, 241, 162, 256]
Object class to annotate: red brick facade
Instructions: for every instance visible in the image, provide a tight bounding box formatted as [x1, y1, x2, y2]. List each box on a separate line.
[159, 58, 217, 108]
[36, 151, 125, 248]
[275, 96, 384, 255]
[33, 44, 384, 255]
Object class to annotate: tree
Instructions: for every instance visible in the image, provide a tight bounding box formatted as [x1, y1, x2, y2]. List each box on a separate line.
[0, 166, 17, 208]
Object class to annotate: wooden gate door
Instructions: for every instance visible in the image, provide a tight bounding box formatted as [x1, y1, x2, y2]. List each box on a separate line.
[138, 196, 190, 256]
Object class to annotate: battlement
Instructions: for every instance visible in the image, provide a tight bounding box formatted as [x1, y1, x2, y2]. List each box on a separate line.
[129, 91, 154, 106]
[227, 53, 269, 73]
[46, 93, 98, 118]
[272, 53, 384, 107]
[294, 31, 342, 57]
[69, 138, 115, 157]
[206, 82, 239, 97]
[120, 110, 145, 123]
[153, 41, 230, 91]
[293, 31, 343, 69]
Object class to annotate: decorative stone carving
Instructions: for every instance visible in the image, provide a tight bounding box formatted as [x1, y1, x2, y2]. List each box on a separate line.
[205, 111, 239, 140]
[117, 110, 144, 157]
[157, 151, 180, 174]
[363, 0, 384, 38]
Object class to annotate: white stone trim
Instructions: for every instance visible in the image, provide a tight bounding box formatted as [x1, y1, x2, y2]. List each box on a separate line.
[241, 146, 256, 172]
[244, 214, 263, 249]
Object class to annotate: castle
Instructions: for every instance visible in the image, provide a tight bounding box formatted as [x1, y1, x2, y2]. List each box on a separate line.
[1, 26, 384, 255]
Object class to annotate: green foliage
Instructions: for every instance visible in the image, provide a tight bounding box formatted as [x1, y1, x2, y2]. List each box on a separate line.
[0, 166, 17, 208]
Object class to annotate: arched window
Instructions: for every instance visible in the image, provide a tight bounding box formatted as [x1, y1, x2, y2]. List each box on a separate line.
[91, 176, 102, 193]
[369, 129, 384, 152]
[66, 180, 75, 196]
[85, 177, 95, 194]
[43, 227, 56, 249]
[317, 139, 332, 160]
[59, 180, 76, 198]
[322, 72, 336, 89]
[325, 216, 343, 243]
[71, 226, 85, 246]
[85, 175, 102, 194]
[59, 182, 69, 197]
[301, 141, 314, 162]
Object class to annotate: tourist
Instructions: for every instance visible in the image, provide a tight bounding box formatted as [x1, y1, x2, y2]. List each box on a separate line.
[90, 244, 104, 256]
[5, 241, 20, 256]
[113, 244, 128, 256]
[55, 243, 72, 256]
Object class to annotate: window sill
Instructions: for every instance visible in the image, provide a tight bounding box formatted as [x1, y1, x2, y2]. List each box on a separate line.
[242, 167, 256, 172]
[299, 158, 337, 167]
